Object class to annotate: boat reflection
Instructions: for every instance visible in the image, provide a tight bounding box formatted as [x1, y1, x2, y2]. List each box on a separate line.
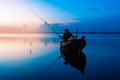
[62, 51, 86, 74]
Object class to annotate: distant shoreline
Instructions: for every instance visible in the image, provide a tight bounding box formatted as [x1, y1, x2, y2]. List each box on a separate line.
[0, 32, 120, 34]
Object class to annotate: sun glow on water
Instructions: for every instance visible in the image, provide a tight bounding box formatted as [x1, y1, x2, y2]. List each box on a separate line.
[0, 35, 58, 62]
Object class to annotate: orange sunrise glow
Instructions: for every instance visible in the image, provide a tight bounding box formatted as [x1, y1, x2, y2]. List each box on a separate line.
[0, 0, 76, 34]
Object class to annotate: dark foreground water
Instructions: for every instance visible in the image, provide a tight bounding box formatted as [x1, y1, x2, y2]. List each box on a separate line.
[0, 34, 120, 80]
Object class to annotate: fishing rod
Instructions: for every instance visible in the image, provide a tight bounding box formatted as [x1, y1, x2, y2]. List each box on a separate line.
[28, 8, 61, 38]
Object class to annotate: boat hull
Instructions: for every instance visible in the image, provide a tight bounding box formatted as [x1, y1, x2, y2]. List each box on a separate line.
[60, 36, 86, 55]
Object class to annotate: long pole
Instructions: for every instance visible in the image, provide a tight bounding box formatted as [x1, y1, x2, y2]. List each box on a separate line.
[28, 8, 60, 37]
[76, 27, 78, 39]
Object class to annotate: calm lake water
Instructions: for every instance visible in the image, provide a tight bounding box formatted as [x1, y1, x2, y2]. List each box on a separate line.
[0, 34, 120, 80]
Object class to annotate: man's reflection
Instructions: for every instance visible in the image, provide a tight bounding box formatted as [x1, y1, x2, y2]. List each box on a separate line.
[61, 50, 86, 74]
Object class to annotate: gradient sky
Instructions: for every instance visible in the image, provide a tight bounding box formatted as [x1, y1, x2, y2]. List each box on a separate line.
[0, 0, 120, 30]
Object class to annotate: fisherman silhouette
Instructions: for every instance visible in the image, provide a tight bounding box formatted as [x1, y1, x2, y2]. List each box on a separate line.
[60, 34, 86, 74]
[59, 28, 76, 41]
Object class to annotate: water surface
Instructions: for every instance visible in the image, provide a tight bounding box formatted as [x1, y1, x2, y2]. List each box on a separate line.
[0, 34, 120, 80]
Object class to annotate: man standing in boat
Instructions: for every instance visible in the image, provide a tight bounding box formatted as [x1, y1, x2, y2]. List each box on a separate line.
[59, 28, 76, 41]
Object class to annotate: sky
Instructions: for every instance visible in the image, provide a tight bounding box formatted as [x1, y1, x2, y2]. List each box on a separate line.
[0, 0, 120, 32]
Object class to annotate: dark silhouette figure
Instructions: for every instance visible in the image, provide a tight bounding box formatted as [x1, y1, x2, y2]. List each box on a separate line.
[60, 36, 86, 74]
[60, 28, 75, 41]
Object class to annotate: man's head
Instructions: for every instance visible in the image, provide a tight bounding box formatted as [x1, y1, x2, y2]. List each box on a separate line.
[64, 28, 69, 32]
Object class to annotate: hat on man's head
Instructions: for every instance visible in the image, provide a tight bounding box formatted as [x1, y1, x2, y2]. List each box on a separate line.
[64, 28, 69, 31]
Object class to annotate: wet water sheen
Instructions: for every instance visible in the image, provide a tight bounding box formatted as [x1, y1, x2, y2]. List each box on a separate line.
[0, 34, 120, 80]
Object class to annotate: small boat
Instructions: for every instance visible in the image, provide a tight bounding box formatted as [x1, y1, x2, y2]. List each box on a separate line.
[60, 36, 86, 74]
[60, 36, 86, 55]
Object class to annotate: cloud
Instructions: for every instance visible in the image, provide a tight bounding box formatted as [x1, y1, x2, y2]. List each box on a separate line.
[89, 8, 99, 12]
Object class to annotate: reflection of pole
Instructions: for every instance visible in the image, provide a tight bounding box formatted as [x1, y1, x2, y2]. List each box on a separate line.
[78, 36, 85, 56]
[39, 56, 61, 80]
[30, 41, 32, 55]
[76, 27, 78, 39]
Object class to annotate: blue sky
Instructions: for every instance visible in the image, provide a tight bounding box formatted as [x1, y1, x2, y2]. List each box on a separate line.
[0, 0, 120, 32]
[34, 0, 120, 32]
[34, 0, 120, 20]
[27, 0, 120, 24]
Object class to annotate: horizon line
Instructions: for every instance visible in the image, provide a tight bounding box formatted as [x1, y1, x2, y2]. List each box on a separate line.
[0, 32, 120, 34]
